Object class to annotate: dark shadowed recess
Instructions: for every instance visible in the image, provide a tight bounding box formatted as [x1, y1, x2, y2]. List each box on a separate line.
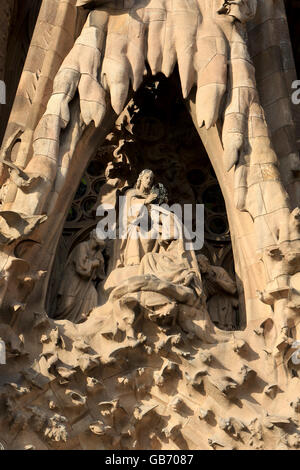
[285, 0, 300, 76]
[0, 0, 42, 144]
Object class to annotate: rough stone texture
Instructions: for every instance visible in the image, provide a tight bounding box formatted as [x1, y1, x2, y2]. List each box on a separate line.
[0, 0, 299, 450]
[247, 0, 300, 207]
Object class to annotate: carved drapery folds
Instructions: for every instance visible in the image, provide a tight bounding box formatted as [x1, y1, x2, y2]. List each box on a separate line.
[54, 231, 105, 323]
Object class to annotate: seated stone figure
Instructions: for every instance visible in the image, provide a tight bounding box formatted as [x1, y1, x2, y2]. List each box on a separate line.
[105, 168, 197, 290]
[94, 169, 211, 339]
[55, 230, 105, 323]
[68, 170, 227, 347]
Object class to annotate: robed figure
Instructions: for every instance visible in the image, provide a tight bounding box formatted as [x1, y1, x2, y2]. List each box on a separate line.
[55, 231, 105, 323]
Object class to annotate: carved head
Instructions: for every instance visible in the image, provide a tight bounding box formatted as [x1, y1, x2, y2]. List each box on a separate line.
[135, 169, 154, 192]
[196, 254, 211, 273]
[89, 229, 105, 249]
[217, 0, 257, 23]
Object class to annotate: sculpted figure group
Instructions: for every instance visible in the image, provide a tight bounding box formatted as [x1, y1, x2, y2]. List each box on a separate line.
[56, 169, 238, 332]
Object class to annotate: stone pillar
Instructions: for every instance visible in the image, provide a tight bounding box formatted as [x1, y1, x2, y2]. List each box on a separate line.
[186, 100, 272, 328]
[247, 0, 300, 207]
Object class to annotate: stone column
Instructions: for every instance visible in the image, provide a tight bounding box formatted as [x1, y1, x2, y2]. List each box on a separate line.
[247, 0, 300, 207]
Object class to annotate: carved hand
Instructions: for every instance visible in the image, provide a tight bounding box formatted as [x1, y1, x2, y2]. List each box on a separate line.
[145, 194, 158, 205]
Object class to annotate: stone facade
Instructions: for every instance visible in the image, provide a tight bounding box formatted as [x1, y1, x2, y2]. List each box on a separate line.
[0, 0, 299, 450]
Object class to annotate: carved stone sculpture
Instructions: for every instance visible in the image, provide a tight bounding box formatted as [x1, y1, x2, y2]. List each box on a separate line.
[197, 254, 238, 330]
[0, 0, 299, 451]
[55, 230, 105, 323]
[118, 169, 158, 267]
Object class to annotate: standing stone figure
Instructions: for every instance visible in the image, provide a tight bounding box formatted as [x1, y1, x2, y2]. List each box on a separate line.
[197, 254, 238, 330]
[55, 230, 105, 323]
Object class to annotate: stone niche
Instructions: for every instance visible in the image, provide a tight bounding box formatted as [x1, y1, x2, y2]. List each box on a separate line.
[48, 72, 242, 331]
[0, 0, 299, 451]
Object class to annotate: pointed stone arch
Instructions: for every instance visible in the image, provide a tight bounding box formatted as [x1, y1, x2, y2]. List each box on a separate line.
[45, 71, 245, 330]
